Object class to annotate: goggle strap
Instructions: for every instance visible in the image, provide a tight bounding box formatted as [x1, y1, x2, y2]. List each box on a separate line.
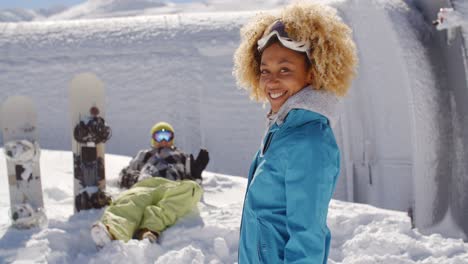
[258, 30, 310, 53]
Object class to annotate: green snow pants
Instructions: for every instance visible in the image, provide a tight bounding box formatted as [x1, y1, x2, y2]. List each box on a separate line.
[100, 177, 203, 241]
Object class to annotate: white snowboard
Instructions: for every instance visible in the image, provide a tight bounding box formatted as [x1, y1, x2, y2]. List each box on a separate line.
[69, 73, 111, 212]
[1, 96, 46, 228]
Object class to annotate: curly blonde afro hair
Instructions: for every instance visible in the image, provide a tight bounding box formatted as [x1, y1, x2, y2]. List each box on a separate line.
[233, 2, 357, 100]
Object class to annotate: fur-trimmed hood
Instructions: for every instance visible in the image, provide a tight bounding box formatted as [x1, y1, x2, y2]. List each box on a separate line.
[267, 86, 341, 128]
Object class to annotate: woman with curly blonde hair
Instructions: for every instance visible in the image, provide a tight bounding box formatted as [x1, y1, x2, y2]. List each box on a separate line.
[234, 2, 357, 263]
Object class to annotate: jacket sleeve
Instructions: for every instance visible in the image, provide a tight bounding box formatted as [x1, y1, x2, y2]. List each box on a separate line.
[127, 150, 151, 171]
[118, 149, 153, 188]
[283, 121, 339, 264]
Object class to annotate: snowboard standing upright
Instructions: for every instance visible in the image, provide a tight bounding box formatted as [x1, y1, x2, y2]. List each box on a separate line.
[69, 73, 112, 212]
[1, 96, 47, 228]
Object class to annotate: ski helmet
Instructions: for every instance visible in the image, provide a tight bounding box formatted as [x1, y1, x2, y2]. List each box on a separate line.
[150, 122, 175, 147]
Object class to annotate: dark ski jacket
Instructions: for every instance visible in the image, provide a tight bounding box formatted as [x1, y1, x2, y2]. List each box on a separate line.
[136, 146, 190, 181]
[119, 146, 208, 189]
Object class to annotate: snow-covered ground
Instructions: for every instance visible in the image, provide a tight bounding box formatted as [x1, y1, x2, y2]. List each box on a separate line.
[0, 149, 467, 264]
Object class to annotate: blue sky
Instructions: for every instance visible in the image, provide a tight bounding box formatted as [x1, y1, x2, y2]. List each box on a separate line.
[0, 0, 193, 9]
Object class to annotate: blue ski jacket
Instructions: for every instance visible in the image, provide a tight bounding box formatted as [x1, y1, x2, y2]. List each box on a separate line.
[238, 87, 341, 264]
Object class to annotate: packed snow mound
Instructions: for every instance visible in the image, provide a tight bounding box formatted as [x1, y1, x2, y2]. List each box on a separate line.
[49, 0, 170, 21]
[0, 149, 467, 263]
[184, 0, 289, 12]
[1, 0, 291, 21]
[0, 6, 67, 22]
[0, 9, 44, 22]
[90, 0, 167, 12]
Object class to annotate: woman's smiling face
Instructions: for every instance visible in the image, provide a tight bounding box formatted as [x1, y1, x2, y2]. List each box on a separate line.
[259, 41, 312, 113]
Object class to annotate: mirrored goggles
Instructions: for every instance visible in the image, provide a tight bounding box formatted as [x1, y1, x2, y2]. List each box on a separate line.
[153, 129, 174, 143]
[257, 20, 311, 58]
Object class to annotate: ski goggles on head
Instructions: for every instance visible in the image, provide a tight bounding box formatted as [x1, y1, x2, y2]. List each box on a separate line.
[153, 129, 174, 143]
[257, 20, 311, 59]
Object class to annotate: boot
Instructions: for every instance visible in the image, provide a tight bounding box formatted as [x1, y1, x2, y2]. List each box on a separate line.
[91, 221, 113, 249]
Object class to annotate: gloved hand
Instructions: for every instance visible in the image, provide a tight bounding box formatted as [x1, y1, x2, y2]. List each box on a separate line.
[195, 149, 209, 171]
[118, 168, 141, 189]
[190, 149, 210, 182]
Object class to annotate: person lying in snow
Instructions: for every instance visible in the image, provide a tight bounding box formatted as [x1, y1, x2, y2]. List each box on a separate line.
[90, 122, 209, 247]
[118, 121, 209, 187]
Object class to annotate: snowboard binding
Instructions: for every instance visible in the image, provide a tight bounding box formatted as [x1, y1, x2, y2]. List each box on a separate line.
[4, 140, 40, 163]
[75, 189, 112, 212]
[10, 203, 47, 229]
[73, 107, 112, 144]
[74, 151, 105, 183]
[74, 150, 110, 211]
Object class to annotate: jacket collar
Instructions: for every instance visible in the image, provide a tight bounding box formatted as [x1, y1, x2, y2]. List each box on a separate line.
[267, 86, 341, 128]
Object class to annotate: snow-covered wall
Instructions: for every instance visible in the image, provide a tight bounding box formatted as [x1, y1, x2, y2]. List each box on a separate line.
[453, 0, 468, 74]
[341, 1, 418, 212]
[410, 0, 468, 240]
[0, 12, 267, 178]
